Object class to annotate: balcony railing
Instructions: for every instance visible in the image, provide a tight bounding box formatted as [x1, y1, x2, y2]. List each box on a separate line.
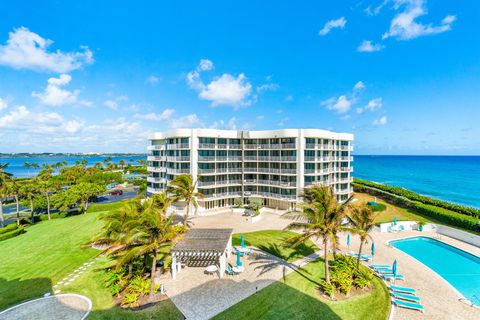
[198, 156, 215, 161]
[147, 177, 167, 184]
[147, 166, 166, 173]
[198, 143, 216, 149]
[166, 168, 190, 174]
[147, 187, 162, 194]
[167, 156, 190, 162]
[167, 143, 189, 149]
[147, 145, 166, 151]
[228, 144, 241, 149]
[147, 155, 165, 161]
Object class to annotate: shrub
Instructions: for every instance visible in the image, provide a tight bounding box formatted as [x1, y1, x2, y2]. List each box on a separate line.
[319, 280, 336, 299]
[0, 224, 19, 234]
[353, 268, 374, 289]
[0, 226, 26, 241]
[121, 292, 139, 307]
[368, 202, 387, 212]
[331, 270, 353, 295]
[328, 255, 374, 295]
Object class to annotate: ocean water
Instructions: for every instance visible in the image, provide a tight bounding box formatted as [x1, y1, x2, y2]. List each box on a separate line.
[354, 156, 480, 208]
[1, 155, 146, 178]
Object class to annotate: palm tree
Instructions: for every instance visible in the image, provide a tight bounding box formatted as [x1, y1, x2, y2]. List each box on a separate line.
[348, 206, 378, 268]
[167, 174, 204, 226]
[39, 180, 58, 220]
[20, 182, 38, 224]
[0, 163, 14, 228]
[283, 185, 352, 283]
[24, 162, 31, 176]
[119, 160, 126, 169]
[96, 194, 182, 301]
[94, 162, 104, 170]
[9, 181, 22, 226]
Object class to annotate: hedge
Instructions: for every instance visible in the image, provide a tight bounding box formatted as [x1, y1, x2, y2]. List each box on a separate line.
[0, 223, 19, 235]
[0, 226, 26, 241]
[353, 183, 480, 233]
[354, 178, 480, 218]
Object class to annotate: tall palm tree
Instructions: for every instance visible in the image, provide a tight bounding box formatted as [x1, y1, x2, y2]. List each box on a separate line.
[38, 180, 58, 220]
[167, 174, 204, 226]
[0, 163, 14, 228]
[9, 181, 22, 226]
[20, 182, 38, 224]
[94, 162, 104, 170]
[348, 206, 378, 268]
[283, 185, 352, 283]
[119, 159, 126, 169]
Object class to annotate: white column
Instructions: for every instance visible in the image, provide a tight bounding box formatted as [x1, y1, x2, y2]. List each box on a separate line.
[177, 261, 182, 274]
[219, 253, 226, 278]
[227, 235, 232, 258]
[171, 254, 177, 280]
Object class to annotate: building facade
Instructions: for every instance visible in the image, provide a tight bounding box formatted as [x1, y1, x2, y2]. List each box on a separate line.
[147, 128, 353, 213]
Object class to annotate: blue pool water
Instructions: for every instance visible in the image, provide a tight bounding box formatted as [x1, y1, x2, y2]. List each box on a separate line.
[390, 236, 480, 304]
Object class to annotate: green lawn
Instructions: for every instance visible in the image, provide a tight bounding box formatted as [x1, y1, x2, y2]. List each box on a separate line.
[232, 230, 318, 262]
[214, 259, 390, 320]
[0, 201, 183, 319]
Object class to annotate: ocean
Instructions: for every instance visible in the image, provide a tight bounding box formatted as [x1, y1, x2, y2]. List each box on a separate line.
[1, 155, 146, 178]
[354, 155, 480, 209]
[2, 154, 479, 208]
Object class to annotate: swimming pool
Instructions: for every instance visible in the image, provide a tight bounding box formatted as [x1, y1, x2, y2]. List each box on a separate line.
[390, 236, 480, 305]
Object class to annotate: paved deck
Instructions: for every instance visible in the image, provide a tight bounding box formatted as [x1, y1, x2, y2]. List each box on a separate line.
[159, 248, 321, 320]
[337, 230, 480, 320]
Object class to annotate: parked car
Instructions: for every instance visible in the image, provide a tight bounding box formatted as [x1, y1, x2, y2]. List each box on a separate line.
[110, 190, 123, 196]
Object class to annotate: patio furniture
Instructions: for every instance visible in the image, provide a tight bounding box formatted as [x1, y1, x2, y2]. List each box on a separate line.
[232, 265, 245, 273]
[237, 246, 251, 255]
[391, 292, 421, 303]
[370, 264, 390, 269]
[205, 265, 218, 276]
[226, 264, 239, 276]
[393, 299, 424, 313]
[234, 247, 245, 256]
[389, 285, 416, 294]
[382, 273, 405, 281]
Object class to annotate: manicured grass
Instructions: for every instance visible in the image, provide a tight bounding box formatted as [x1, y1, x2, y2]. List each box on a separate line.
[0, 201, 183, 319]
[354, 192, 433, 224]
[232, 230, 318, 262]
[213, 258, 390, 320]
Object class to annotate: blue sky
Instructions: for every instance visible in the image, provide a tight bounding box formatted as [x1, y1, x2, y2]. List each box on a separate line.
[0, 0, 479, 155]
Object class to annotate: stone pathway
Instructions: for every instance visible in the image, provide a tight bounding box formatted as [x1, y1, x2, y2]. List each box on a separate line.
[51, 259, 97, 295]
[159, 247, 322, 320]
[0, 294, 92, 320]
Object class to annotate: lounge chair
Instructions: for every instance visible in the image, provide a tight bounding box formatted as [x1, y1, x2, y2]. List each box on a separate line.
[383, 273, 405, 280]
[391, 292, 420, 303]
[370, 264, 390, 269]
[393, 299, 424, 313]
[233, 247, 245, 256]
[390, 285, 416, 294]
[376, 268, 394, 274]
[226, 264, 239, 276]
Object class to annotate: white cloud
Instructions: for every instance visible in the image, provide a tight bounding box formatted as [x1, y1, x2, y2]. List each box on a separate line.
[357, 98, 383, 113]
[277, 117, 289, 127]
[383, 0, 456, 40]
[321, 95, 354, 114]
[256, 83, 279, 92]
[357, 40, 385, 52]
[0, 97, 7, 111]
[32, 74, 91, 107]
[322, 82, 366, 114]
[169, 114, 201, 129]
[0, 105, 83, 134]
[210, 117, 238, 130]
[319, 17, 347, 36]
[0, 27, 93, 73]
[145, 75, 159, 84]
[198, 59, 214, 71]
[373, 115, 388, 126]
[104, 100, 118, 110]
[133, 108, 175, 121]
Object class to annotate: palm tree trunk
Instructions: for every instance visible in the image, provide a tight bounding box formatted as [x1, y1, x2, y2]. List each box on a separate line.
[324, 238, 330, 283]
[357, 238, 364, 268]
[183, 200, 190, 226]
[15, 195, 20, 226]
[46, 193, 51, 220]
[0, 199, 4, 228]
[30, 199, 34, 224]
[149, 249, 158, 301]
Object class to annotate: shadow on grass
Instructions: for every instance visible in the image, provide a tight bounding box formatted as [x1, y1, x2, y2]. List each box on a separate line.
[0, 277, 53, 311]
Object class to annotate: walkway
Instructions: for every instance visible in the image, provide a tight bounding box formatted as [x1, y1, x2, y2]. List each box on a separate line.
[159, 247, 321, 320]
[337, 230, 480, 320]
[0, 294, 91, 320]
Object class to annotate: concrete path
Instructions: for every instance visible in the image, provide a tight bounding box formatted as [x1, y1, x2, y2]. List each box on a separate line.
[0, 294, 91, 320]
[159, 247, 322, 320]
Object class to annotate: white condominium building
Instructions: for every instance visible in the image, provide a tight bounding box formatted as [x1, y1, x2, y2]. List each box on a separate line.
[147, 128, 353, 213]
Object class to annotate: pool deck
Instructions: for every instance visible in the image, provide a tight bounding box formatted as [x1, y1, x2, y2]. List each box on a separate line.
[338, 230, 480, 320]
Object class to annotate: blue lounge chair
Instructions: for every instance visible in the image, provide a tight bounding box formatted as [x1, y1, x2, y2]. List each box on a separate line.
[226, 264, 239, 276]
[383, 273, 405, 280]
[393, 299, 424, 313]
[390, 285, 416, 294]
[377, 268, 394, 274]
[391, 292, 420, 303]
[370, 264, 390, 269]
[234, 247, 245, 257]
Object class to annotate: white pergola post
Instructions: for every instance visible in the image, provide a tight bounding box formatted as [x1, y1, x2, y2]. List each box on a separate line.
[226, 235, 232, 258]
[177, 260, 182, 274]
[172, 254, 177, 280]
[219, 252, 226, 278]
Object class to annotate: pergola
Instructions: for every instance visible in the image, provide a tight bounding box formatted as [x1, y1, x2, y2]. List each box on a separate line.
[170, 228, 233, 280]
